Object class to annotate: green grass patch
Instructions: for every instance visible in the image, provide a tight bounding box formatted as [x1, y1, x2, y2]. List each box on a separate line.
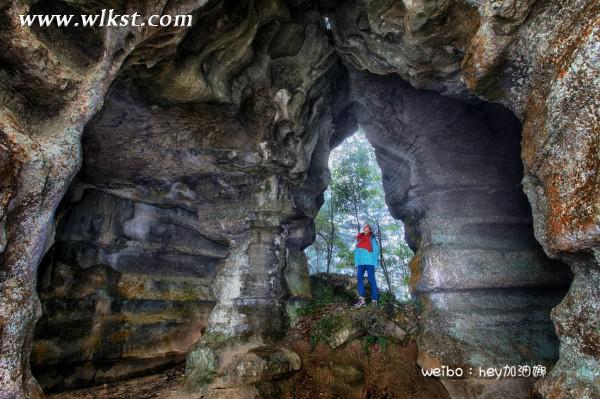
[296, 283, 350, 317]
[310, 316, 336, 351]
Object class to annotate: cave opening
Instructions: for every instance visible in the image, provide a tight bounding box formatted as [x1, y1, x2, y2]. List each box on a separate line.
[301, 67, 575, 397]
[305, 127, 414, 301]
[27, 48, 573, 399]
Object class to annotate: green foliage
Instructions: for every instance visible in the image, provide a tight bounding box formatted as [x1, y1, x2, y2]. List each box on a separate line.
[309, 333, 319, 352]
[330, 133, 380, 231]
[360, 334, 390, 356]
[377, 336, 389, 354]
[296, 282, 350, 317]
[307, 128, 414, 300]
[376, 290, 410, 316]
[310, 317, 334, 351]
[296, 299, 328, 318]
[333, 238, 353, 270]
[378, 291, 397, 307]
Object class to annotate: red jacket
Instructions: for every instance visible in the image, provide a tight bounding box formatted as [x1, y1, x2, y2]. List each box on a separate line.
[355, 232, 373, 252]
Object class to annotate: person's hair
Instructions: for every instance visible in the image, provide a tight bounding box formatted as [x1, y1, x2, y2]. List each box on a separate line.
[363, 224, 373, 232]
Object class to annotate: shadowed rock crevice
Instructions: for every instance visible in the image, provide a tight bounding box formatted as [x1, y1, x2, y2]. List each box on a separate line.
[32, 187, 224, 391]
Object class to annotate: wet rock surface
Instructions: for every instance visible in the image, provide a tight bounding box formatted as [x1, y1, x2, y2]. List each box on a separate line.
[0, 0, 597, 398]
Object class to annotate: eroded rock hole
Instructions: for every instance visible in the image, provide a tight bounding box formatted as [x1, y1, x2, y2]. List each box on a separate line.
[305, 128, 414, 302]
[302, 69, 574, 398]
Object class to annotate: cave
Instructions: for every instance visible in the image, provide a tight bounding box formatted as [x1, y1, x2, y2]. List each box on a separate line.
[30, 59, 572, 397]
[1, 1, 598, 399]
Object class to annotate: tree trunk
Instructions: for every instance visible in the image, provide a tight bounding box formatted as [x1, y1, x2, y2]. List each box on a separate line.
[316, 249, 320, 273]
[375, 220, 393, 294]
[353, 201, 361, 232]
[397, 223, 411, 282]
[326, 192, 335, 273]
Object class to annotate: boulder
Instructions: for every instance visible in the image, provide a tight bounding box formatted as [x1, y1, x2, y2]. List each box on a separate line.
[328, 364, 364, 386]
[211, 347, 301, 388]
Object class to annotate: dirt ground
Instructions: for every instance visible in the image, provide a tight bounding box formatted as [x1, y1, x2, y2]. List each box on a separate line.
[48, 343, 448, 399]
[48, 304, 448, 399]
[275, 303, 449, 399]
[277, 339, 449, 399]
[46, 365, 186, 399]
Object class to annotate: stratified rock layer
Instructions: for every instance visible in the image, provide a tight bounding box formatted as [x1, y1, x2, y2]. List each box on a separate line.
[336, 68, 572, 398]
[325, 0, 600, 396]
[30, 1, 338, 393]
[32, 189, 221, 390]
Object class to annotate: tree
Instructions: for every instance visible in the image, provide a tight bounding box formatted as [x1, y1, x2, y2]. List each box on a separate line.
[307, 128, 414, 300]
[314, 189, 336, 273]
[330, 133, 378, 232]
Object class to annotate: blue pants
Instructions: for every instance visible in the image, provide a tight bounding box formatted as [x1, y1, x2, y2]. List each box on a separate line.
[357, 264, 379, 300]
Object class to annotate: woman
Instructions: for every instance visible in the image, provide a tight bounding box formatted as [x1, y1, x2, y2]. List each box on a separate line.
[353, 224, 380, 307]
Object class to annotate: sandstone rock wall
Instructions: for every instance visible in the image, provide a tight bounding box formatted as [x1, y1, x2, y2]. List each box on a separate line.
[338, 68, 572, 398]
[32, 188, 221, 390]
[28, 1, 339, 393]
[0, 0, 205, 396]
[325, 1, 599, 397]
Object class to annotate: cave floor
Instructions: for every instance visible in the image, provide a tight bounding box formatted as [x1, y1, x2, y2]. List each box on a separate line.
[46, 365, 186, 399]
[47, 303, 447, 399]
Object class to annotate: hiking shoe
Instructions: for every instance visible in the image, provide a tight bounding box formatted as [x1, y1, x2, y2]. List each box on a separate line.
[353, 297, 366, 308]
[371, 300, 378, 307]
